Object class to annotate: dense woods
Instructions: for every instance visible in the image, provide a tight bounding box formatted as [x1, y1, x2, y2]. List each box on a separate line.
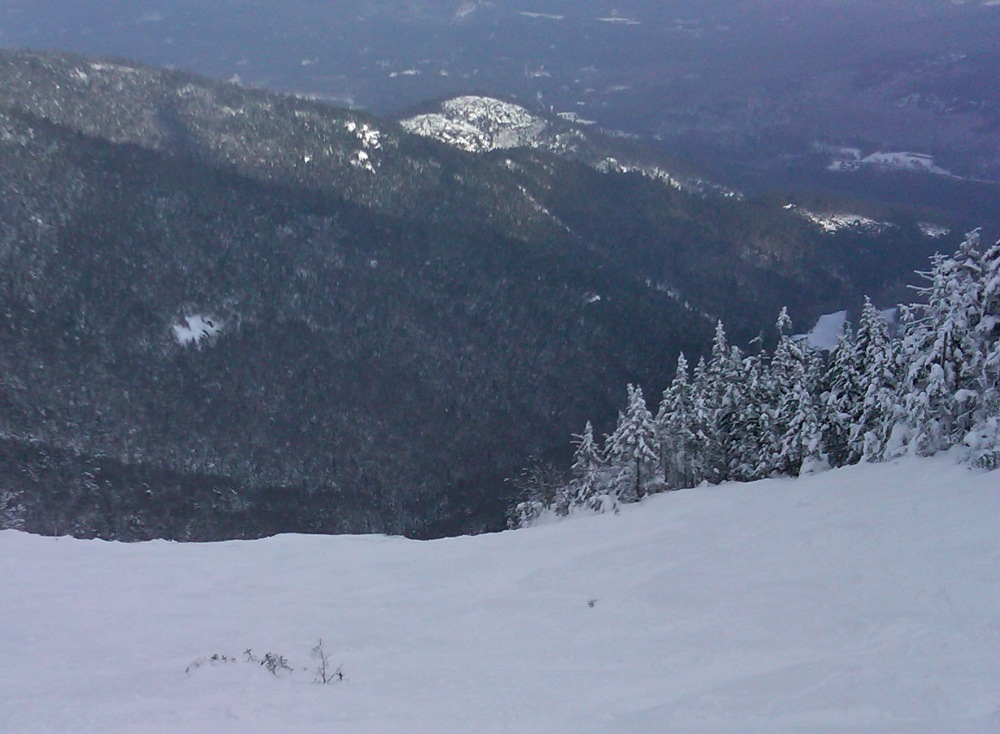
[511, 231, 1000, 526]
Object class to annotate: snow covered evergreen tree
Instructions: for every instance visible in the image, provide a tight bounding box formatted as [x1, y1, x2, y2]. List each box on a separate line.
[608, 384, 661, 502]
[821, 322, 863, 467]
[900, 232, 986, 455]
[516, 230, 1000, 527]
[701, 321, 743, 483]
[727, 345, 775, 481]
[656, 353, 702, 489]
[570, 421, 607, 510]
[688, 356, 713, 484]
[980, 238, 1000, 376]
[967, 236, 1000, 468]
[854, 299, 900, 462]
[981, 238, 1000, 370]
[770, 309, 825, 476]
[0, 490, 25, 531]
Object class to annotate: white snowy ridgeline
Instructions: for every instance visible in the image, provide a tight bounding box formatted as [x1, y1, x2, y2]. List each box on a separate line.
[400, 96, 547, 153]
[2, 454, 998, 734]
[827, 150, 954, 177]
[783, 204, 890, 234]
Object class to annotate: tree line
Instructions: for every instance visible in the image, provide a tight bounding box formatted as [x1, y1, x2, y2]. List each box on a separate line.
[510, 230, 1000, 526]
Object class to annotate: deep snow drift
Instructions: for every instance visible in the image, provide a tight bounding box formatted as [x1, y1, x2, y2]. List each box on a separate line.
[2, 454, 999, 733]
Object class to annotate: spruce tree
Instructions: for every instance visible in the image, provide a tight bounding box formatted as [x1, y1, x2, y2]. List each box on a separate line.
[728, 346, 773, 481]
[570, 421, 606, 510]
[901, 232, 986, 455]
[687, 356, 713, 486]
[821, 322, 863, 466]
[854, 299, 900, 461]
[701, 321, 742, 482]
[981, 238, 1000, 373]
[656, 353, 700, 489]
[608, 384, 661, 502]
[967, 237, 1000, 468]
[770, 308, 825, 475]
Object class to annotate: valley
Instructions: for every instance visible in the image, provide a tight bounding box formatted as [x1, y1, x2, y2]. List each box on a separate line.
[0, 48, 957, 539]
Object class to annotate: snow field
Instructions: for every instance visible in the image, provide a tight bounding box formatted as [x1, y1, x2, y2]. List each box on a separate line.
[2, 453, 999, 733]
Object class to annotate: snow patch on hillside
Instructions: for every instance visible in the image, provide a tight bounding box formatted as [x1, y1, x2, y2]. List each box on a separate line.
[401, 96, 740, 199]
[598, 157, 683, 190]
[518, 11, 565, 20]
[344, 120, 381, 150]
[596, 16, 641, 25]
[919, 222, 951, 238]
[172, 314, 223, 346]
[598, 157, 742, 199]
[828, 149, 955, 177]
[785, 204, 891, 234]
[799, 310, 848, 350]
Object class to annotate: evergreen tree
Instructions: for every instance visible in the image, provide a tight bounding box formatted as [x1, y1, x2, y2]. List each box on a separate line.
[515, 230, 1000, 529]
[505, 461, 567, 527]
[980, 238, 1000, 374]
[821, 321, 863, 466]
[608, 384, 661, 502]
[728, 345, 774, 481]
[967, 237, 1000, 468]
[854, 299, 900, 462]
[570, 421, 606, 510]
[770, 308, 825, 475]
[656, 353, 701, 489]
[900, 232, 986, 455]
[701, 321, 743, 482]
[687, 356, 714, 486]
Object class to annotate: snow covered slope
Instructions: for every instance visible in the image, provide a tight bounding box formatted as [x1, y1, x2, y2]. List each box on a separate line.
[2, 454, 999, 733]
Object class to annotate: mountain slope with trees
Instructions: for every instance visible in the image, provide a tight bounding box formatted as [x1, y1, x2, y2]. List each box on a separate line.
[513, 231, 1000, 525]
[0, 49, 962, 539]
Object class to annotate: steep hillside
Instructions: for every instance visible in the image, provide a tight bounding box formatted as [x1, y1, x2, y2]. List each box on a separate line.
[0, 49, 947, 538]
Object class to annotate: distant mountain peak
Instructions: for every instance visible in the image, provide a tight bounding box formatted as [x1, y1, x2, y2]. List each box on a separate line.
[401, 95, 548, 153]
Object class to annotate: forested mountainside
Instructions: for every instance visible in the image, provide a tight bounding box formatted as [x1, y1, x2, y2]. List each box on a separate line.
[513, 231, 1000, 527]
[0, 49, 953, 539]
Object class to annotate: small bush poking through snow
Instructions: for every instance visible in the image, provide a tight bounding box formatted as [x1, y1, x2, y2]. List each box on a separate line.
[311, 639, 344, 684]
[244, 649, 293, 676]
[185, 644, 346, 683]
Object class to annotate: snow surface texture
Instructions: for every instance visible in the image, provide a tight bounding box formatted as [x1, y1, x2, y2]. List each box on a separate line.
[2, 454, 999, 734]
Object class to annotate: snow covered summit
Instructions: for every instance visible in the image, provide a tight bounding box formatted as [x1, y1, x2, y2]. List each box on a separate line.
[401, 95, 548, 152]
